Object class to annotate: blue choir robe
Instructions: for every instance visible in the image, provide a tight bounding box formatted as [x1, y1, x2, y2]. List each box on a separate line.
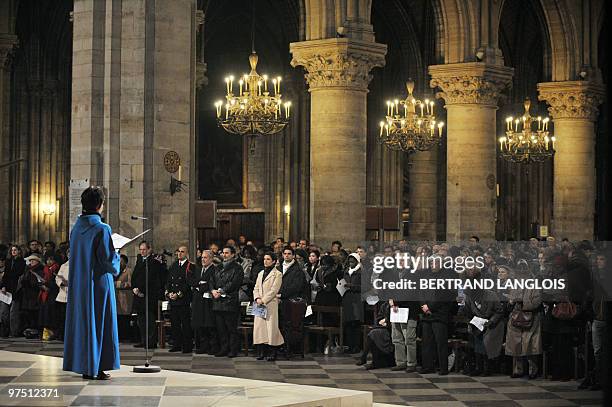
[63, 213, 121, 376]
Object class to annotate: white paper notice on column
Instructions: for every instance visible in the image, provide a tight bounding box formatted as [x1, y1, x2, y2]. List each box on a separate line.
[69, 179, 89, 232]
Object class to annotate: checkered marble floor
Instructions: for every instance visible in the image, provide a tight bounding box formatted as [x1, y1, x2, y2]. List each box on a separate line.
[0, 338, 603, 406]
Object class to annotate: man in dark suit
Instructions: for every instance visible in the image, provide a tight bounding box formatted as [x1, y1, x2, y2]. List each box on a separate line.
[131, 241, 166, 349]
[211, 245, 243, 357]
[279, 246, 308, 358]
[187, 249, 218, 354]
[165, 246, 193, 353]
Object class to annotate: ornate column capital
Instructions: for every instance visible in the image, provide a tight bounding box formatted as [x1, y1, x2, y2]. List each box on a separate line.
[0, 34, 19, 71]
[537, 81, 605, 121]
[290, 38, 387, 91]
[428, 62, 513, 107]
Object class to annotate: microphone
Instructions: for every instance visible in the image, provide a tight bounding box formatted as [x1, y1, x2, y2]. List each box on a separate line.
[131, 215, 148, 220]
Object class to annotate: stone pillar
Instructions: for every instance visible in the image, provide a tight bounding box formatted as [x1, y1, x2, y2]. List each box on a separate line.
[72, 0, 196, 254]
[71, 0, 106, 188]
[408, 149, 438, 241]
[537, 81, 604, 241]
[429, 63, 513, 242]
[0, 34, 18, 242]
[290, 38, 386, 249]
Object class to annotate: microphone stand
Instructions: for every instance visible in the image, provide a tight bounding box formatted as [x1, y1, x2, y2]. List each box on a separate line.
[131, 216, 161, 373]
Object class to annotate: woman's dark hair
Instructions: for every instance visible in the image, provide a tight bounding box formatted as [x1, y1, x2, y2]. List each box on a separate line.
[120, 254, 129, 263]
[263, 251, 277, 262]
[309, 249, 321, 259]
[242, 245, 257, 260]
[81, 186, 105, 212]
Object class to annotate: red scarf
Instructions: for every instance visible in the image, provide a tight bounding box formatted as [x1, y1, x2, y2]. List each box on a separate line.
[39, 263, 59, 303]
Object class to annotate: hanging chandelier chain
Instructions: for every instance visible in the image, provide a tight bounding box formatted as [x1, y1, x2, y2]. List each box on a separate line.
[251, 0, 256, 54]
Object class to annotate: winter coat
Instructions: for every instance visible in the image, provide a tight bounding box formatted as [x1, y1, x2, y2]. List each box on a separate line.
[114, 267, 132, 315]
[420, 269, 457, 323]
[463, 288, 505, 359]
[211, 259, 243, 313]
[252, 266, 284, 346]
[279, 261, 308, 301]
[314, 262, 341, 306]
[238, 257, 255, 303]
[1, 257, 25, 295]
[505, 286, 543, 356]
[17, 264, 44, 311]
[131, 255, 165, 312]
[186, 263, 217, 328]
[342, 265, 363, 322]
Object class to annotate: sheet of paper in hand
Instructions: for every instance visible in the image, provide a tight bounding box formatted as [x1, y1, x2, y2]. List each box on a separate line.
[336, 278, 347, 296]
[305, 305, 313, 317]
[111, 229, 151, 250]
[390, 307, 409, 323]
[0, 291, 12, 305]
[470, 316, 488, 332]
[251, 303, 268, 319]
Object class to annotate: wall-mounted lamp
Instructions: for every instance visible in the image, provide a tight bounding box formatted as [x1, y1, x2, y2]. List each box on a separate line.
[475, 50, 485, 61]
[170, 177, 187, 196]
[42, 202, 56, 216]
[284, 204, 291, 215]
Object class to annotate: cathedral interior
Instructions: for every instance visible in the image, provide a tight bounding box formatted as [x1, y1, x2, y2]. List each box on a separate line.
[0, 0, 609, 251]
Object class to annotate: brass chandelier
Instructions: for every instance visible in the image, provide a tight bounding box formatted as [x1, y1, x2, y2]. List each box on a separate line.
[499, 98, 554, 163]
[214, 0, 290, 151]
[379, 79, 443, 154]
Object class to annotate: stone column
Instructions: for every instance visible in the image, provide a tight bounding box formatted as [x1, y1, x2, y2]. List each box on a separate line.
[537, 81, 604, 241]
[72, 0, 196, 254]
[290, 38, 386, 249]
[408, 149, 438, 241]
[71, 0, 106, 187]
[0, 34, 18, 242]
[429, 63, 513, 242]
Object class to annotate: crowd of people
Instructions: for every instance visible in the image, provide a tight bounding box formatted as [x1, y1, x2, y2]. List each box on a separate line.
[0, 235, 607, 391]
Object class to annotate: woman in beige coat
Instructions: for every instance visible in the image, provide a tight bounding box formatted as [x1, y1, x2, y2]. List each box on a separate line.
[253, 252, 284, 361]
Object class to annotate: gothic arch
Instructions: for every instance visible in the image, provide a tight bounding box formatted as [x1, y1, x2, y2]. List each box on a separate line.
[538, 0, 578, 81]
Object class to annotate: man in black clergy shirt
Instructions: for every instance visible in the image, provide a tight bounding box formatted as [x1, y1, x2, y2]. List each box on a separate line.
[165, 246, 194, 353]
[279, 246, 308, 358]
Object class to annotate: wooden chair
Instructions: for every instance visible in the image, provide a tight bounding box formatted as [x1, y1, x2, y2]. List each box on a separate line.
[155, 300, 171, 349]
[304, 305, 344, 354]
[238, 303, 254, 356]
[238, 322, 254, 356]
[360, 303, 379, 350]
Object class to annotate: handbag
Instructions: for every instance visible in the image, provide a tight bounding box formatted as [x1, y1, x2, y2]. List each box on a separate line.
[552, 301, 577, 320]
[510, 308, 533, 329]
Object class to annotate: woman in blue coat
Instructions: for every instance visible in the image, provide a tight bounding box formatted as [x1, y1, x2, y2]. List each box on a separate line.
[63, 186, 120, 380]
